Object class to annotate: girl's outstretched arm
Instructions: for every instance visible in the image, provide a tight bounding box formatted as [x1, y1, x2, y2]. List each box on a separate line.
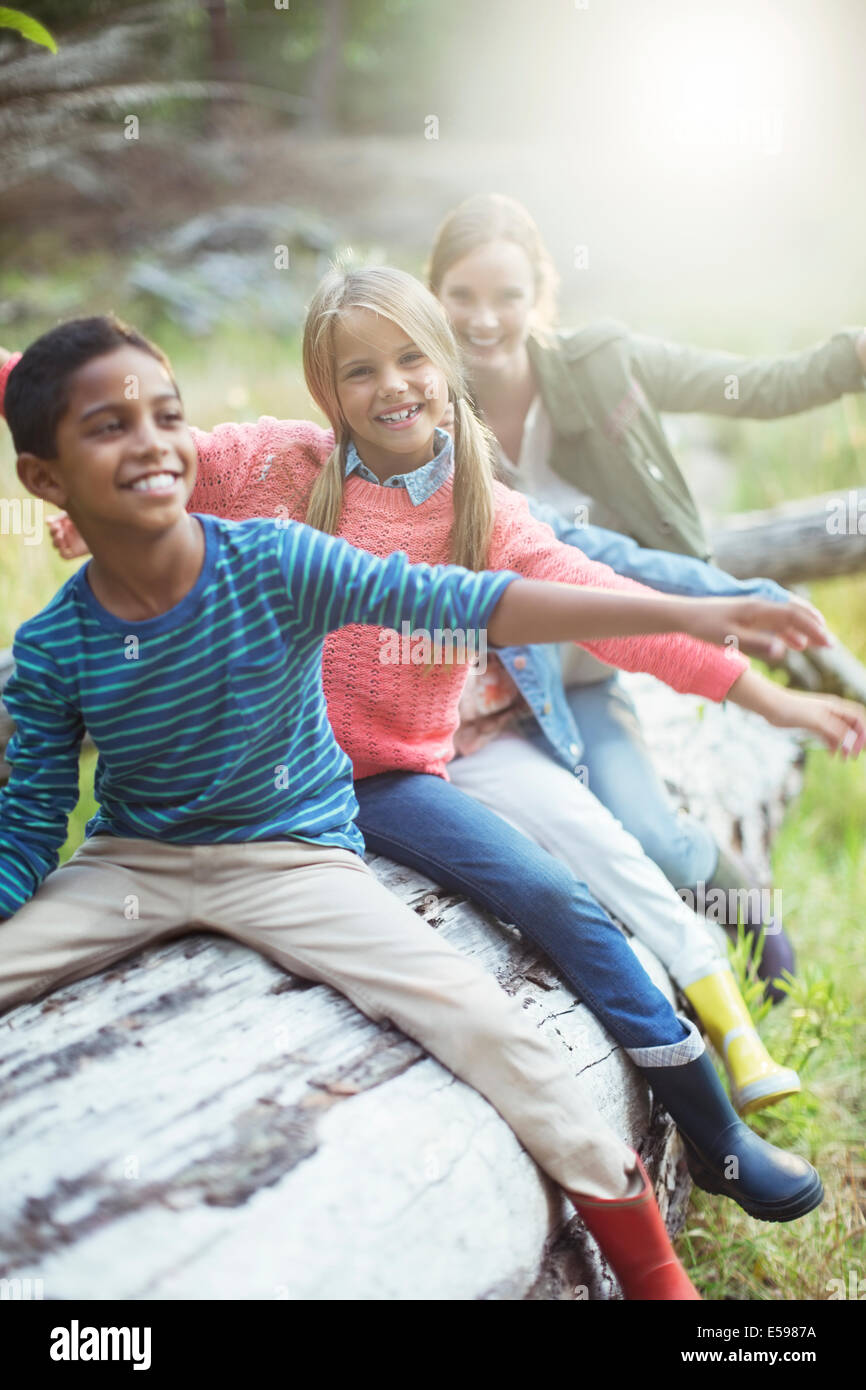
[725, 667, 866, 757]
[486, 575, 865, 758]
[490, 486, 800, 700]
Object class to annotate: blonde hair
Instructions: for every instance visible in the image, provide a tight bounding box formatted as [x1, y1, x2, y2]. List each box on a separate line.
[303, 264, 498, 572]
[427, 193, 560, 333]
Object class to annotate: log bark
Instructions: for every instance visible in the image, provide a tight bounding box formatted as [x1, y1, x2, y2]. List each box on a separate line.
[0, 672, 803, 1300]
[711, 487, 866, 586]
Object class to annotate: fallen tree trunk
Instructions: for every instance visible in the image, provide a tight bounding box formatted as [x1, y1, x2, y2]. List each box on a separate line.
[0, 671, 803, 1300]
[711, 487, 866, 586]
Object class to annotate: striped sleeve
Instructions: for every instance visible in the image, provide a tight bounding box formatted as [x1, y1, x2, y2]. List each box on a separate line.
[278, 522, 518, 639]
[0, 636, 85, 917]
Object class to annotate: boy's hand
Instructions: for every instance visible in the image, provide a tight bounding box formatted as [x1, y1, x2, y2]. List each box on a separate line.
[47, 512, 90, 560]
[683, 594, 831, 659]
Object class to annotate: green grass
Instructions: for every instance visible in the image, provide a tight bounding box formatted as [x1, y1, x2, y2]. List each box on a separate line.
[59, 748, 99, 865]
[1, 252, 865, 1300]
[673, 398, 866, 1300]
[678, 756, 866, 1299]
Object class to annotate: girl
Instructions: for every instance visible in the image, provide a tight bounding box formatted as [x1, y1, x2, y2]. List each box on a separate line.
[8, 275, 861, 1226]
[428, 192, 866, 1004]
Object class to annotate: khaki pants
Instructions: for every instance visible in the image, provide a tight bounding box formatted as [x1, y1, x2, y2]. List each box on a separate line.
[0, 835, 639, 1201]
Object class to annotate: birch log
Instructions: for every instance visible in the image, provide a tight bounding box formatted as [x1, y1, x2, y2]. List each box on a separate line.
[711, 487, 866, 586]
[0, 668, 804, 1301]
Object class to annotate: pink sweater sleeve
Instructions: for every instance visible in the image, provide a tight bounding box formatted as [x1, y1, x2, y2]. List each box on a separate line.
[0, 352, 22, 417]
[186, 415, 334, 521]
[489, 485, 749, 701]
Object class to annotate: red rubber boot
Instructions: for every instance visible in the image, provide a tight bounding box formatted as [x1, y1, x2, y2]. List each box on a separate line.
[571, 1155, 701, 1301]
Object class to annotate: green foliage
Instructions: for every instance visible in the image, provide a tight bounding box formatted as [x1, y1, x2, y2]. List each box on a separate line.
[60, 749, 98, 864]
[0, 6, 56, 50]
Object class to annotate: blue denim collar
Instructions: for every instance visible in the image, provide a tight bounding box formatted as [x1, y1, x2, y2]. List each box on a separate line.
[345, 426, 454, 505]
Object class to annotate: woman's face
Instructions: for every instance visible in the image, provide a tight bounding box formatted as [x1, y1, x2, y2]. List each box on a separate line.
[436, 239, 536, 372]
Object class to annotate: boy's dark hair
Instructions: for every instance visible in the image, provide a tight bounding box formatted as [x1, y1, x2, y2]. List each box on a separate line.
[5, 314, 176, 458]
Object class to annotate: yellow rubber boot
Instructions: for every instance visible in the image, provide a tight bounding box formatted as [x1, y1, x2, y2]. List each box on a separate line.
[684, 967, 801, 1117]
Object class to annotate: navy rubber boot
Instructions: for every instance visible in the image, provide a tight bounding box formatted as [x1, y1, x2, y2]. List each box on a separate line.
[639, 1051, 823, 1222]
[746, 919, 797, 1006]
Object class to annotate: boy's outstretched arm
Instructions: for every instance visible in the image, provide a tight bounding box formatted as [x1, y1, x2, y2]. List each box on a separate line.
[485, 580, 828, 657]
[279, 516, 838, 689]
[279, 517, 824, 659]
[0, 639, 85, 918]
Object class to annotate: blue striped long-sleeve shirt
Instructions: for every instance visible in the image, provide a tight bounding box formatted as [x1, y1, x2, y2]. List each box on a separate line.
[0, 514, 516, 918]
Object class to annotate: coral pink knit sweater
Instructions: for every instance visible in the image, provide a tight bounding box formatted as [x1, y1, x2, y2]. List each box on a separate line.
[182, 415, 748, 780]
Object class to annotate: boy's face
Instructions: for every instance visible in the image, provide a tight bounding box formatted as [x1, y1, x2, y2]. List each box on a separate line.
[17, 346, 197, 535]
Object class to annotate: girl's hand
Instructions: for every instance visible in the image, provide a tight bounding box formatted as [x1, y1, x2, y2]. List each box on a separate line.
[756, 681, 861, 750]
[762, 687, 865, 756]
[453, 657, 524, 755]
[47, 512, 90, 560]
[726, 668, 866, 757]
[453, 708, 518, 757]
[683, 594, 831, 659]
[0, 345, 13, 367]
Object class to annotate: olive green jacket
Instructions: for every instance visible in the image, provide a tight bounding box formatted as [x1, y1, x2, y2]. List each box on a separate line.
[526, 324, 866, 561]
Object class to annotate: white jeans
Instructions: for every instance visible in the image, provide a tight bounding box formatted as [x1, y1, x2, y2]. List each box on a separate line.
[448, 729, 727, 989]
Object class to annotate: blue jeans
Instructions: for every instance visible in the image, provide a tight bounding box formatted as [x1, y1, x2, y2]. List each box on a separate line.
[353, 770, 688, 1050]
[559, 677, 719, 889]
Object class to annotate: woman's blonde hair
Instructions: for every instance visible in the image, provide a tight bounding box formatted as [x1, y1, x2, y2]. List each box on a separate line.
[427, 193, 560, 332]
[303, 264, 498, 571]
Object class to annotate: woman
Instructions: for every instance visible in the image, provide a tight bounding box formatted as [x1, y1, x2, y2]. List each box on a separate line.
[428, 192, 866, 1002]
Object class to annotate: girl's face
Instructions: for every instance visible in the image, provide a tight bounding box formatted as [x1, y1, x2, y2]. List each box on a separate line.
[333, 308, 449, 472]
[436, 239, 536, 372]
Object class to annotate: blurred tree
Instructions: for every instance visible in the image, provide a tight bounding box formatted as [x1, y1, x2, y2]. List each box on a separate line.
[202, 0, 240, 81]
[309, 0, 343, 133]
[228, 0, 464, 134]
